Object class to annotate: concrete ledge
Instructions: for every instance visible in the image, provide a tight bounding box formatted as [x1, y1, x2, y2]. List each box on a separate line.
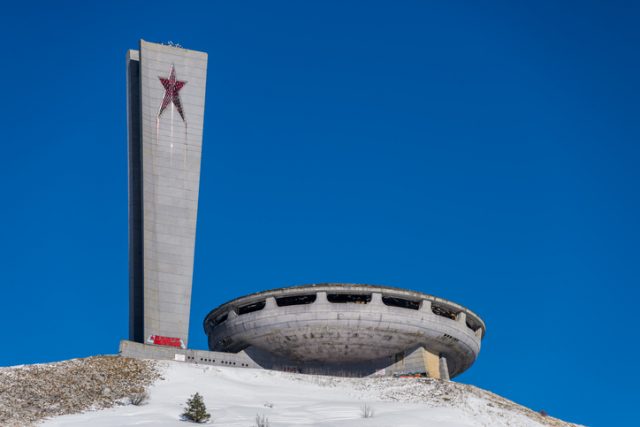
[119, 340, 259, 369]
[119, 340, 452, 379]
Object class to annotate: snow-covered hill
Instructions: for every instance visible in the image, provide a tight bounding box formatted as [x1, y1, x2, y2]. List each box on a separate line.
[1, 356, 581, 426]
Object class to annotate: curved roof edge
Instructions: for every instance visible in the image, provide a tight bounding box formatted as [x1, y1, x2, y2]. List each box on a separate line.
[203, 283, 486, 336]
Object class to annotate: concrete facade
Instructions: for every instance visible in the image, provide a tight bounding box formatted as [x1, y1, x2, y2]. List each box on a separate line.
[127, 40, 208, 348]
[122, 42, 486, 380]
[203, 284, 485, 378]
[120, 340, 453, 378]
[120, 340, 259, 369]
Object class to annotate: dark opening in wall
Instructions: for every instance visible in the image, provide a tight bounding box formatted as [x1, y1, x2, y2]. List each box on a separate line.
[466, 319, 481, 334]
[327, 293, 371, 304]
[432, 304, 457, 320]
[276, 294, 316, 307]
[237, 301, 266, 315]
[217, 337, 233, 348]
[382, 296, 420, 310]
[212, 313, 228, 326]
[442, 333, 459, 343]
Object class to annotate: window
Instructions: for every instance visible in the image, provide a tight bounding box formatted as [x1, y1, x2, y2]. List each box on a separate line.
[466, 319, 481, 334]
[276, 294, 316, 307]
[237, 301, 266, 315]
[327, 293, 371, 304]
[431, 304, 457, 320]
[382, 296, 420, 310]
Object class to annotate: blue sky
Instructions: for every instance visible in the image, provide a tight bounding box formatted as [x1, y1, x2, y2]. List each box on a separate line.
[1, 1, 638, 425]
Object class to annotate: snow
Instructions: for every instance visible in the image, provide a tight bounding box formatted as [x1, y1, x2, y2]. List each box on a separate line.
[41, 361, 560, 426]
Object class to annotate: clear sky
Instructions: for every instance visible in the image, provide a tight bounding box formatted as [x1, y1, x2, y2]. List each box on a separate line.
[1, 1, 638, 426]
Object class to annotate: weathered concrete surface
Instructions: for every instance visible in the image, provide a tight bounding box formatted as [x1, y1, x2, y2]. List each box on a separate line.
[127, 40, 208, 348]
[119, 340, 258, 369]
[424, 349, 441, 379]
[119, 340, 449, 380]
[380, 346, 447, 379]
[204, 284, 485, 378]
[120, 340, 448, 379]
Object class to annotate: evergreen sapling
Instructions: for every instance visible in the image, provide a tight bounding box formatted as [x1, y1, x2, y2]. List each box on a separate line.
[181, 392, 211, 423]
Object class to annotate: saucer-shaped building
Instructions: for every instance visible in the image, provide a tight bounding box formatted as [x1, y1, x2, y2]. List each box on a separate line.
[203, 284, 485, 378]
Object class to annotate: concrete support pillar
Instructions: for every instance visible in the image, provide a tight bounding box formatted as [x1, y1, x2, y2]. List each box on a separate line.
[422, 348, 441, 379]
[439, 355, 450, 381]
[228, 310, 238, 320]
[371, 292, 383, 304]
[316, 291, 328, 303]
[475, 328, 484, 338]
[265, 297, 277, 309]
[456, 311, 467, 324]
[420, 299, 432, 313]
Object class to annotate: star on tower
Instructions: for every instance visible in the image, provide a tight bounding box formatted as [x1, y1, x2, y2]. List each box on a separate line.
[158, 65, 187, 122]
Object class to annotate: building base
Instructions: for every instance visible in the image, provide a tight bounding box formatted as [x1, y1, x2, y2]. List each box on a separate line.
[118, 340, 450, 379]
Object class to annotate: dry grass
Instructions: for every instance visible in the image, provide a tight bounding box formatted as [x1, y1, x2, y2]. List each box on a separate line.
[0, 356, 160, 426]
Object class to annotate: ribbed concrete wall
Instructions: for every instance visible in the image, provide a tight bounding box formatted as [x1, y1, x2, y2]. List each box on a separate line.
[128, 40, 208, 348]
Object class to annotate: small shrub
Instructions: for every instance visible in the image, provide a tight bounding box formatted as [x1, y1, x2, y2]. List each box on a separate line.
[181, 392, 211, 423]
[361, 403, 374, 418]
[255, 413, 270, 427]
[129, 391, 149, 406]
[539, 409, 548, 417]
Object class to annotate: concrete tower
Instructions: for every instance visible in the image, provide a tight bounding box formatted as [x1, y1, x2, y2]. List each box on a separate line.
[127, 40, 207, 348]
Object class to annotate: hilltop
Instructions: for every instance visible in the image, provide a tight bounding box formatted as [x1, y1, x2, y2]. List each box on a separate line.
[0, 356, 581, 426]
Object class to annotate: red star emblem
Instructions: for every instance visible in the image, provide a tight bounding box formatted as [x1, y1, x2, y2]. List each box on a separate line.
[158, 65, 187, 122]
